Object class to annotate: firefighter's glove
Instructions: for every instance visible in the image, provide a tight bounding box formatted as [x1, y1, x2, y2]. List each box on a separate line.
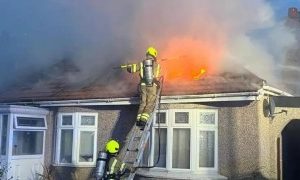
[154, 80, 160, 89]
[127, 67, 131, 73]
[130, 167, 138, 173]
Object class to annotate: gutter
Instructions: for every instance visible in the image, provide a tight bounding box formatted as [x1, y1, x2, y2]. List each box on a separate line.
[160, 91, 260, 104]
[4, 91, 261, 107]
[2, 85, 292, 107]
[261, 85, 293, 97]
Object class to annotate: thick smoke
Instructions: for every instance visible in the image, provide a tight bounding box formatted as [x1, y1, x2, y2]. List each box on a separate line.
[0, 0, 299, 94]
[0, 0, 141, 87]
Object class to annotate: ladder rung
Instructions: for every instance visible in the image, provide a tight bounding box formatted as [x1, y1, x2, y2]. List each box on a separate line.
[133, 136, 141, 140]
[124, 161, 134, 165]
[122, 88, 161, 180]
[126, 148, 138, 152]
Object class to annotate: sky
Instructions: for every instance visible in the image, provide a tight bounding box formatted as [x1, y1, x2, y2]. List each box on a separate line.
[270, 0, 300, 19]
[0, 0, 300, 95]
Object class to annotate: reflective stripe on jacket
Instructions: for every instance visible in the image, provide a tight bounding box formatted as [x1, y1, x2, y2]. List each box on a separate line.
[107, 156, 128, 178]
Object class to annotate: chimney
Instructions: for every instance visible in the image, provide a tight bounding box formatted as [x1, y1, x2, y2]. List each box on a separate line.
[288, 7, 299, 19]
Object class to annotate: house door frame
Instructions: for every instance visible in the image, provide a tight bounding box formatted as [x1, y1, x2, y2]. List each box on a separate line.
[280, 119, 300, 180]
[277, 136, 282, 180]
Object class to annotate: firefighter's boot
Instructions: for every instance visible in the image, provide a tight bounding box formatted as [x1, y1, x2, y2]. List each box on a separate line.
[136, 120, 146, 130]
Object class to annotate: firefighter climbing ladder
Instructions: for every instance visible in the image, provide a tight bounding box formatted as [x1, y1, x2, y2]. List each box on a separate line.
[122, 88, 161, 180]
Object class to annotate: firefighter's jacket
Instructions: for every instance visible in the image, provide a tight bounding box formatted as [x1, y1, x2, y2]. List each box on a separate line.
[106, 156, 131, 180]
[127, 56, 160, 86]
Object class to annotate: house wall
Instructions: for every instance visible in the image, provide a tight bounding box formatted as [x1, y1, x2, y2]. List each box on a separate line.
[217, 101, 261, 179]
[257, 96, 300, 179]
[140, 102, 261, 179]
[42, 108, 59, 178]
[41, 98, 300, 180]
[44, 110, 56, 169]
[44, 105, 138, 180]
[140, 100, 300, 180]
[187, 102, 259, 179]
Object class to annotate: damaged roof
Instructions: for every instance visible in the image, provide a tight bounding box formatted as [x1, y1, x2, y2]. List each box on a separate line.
[0, 59, 264, 103]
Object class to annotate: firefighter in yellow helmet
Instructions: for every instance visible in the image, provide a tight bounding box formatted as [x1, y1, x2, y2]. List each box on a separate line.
[125, 47, 161, 129]
[105, 139, 133, 180]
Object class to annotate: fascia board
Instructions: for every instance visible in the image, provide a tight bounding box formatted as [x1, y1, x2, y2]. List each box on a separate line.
[17, 91, 262, 107]
[0, 105, 49, 115]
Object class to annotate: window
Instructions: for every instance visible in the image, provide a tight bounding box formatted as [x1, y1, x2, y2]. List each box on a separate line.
[15, 117, 46, 129]
[152, 111, 167, 168]
[12, 115, 46, 156]
[151, 109, 218, 174]
[13, 131, 44, 155]
[197, 111, 217, 170]
[172, 128, 190, 169]
[56, 113, 98, 166]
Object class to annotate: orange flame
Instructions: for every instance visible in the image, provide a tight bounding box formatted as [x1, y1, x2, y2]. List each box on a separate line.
[193, 68, 206, 80]
[159, 37, 224, 82]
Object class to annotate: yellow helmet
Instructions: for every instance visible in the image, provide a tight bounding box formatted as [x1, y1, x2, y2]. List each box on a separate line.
[146, 47, 158, 58]
[105, 139, 120, 154]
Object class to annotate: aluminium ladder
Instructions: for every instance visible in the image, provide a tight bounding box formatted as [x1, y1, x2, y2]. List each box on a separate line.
[122, 88, 161, 180]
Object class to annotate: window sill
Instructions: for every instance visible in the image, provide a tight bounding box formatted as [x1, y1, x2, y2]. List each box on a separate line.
[52, 163, 96, 168]
[11, 155, 44, 159]
[136, 169, 227, 180]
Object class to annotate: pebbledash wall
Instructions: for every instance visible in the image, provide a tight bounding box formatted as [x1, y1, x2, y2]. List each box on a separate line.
[41, 98, 300, 180]
[44, 105, 137, 180]
[257, 96, 300, 180]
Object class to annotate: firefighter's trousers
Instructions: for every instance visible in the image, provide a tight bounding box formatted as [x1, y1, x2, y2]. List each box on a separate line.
[137, 84, 158, 122]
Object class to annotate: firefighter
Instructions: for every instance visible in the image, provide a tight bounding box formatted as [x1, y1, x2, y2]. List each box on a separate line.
[105, 139, 133, 180]
[126, 47, 161, 129]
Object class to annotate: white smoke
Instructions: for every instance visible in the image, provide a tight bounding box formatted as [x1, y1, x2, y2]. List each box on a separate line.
[0, 0, 298, 94]
[226, 23, 296, 89]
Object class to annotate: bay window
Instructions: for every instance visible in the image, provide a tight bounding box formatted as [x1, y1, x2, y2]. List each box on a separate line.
[55, 113, 98, 166]
[151, 109, 218, 174]
[0, 106, 48, 180]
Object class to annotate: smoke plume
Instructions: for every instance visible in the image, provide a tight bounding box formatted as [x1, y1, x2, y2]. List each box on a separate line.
[0, 0, 299, 94]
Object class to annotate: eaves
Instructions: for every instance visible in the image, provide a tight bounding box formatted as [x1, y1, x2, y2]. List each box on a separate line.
[2, 85, 292, 107]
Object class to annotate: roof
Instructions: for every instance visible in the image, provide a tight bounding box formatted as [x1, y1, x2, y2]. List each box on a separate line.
[0, 59, 265, 103]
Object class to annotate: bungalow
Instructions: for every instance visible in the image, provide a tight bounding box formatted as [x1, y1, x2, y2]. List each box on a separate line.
[0, 59, 299, 180]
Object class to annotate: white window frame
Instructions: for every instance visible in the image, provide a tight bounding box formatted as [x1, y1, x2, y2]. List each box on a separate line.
[55, 112, 98, 167]
[12, 114, 47, 159]
[150, 110, 168, 169]
[169, 109, 193, 172]
[12, 130, 45, 158]
[56, 113, 75, 166]
[196, 109, 218, 173]
[59, 113, 74, 128]
[14, 114, 47, 129]
[150, 109, 218, 175]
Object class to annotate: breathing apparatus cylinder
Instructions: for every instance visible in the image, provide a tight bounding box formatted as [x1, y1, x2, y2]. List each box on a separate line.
[143, 58, 153, 86]
[95, 151, 108, 180]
